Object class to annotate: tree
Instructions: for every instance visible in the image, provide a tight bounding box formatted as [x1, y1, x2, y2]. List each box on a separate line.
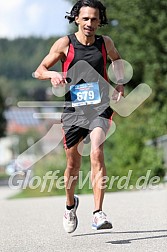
[0, 36, 62, 103]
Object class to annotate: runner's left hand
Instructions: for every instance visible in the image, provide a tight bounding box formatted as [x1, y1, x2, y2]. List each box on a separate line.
[112, 84, 124, 102]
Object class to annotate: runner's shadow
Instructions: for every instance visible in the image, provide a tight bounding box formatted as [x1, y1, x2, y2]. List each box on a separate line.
[72, 229, 167, 238]
[107, 234, 167, 244]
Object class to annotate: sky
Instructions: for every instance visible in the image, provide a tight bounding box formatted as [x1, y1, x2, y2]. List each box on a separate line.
[0, 0, 73, 39]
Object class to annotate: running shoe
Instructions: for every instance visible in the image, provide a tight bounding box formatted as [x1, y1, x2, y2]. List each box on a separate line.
[63, 195, 79, 233]
[92, 211, 113, 230]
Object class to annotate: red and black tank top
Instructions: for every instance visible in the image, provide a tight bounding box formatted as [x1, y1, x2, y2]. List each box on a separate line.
[62, 34, 110, 112]
[62, 34, 108, 81]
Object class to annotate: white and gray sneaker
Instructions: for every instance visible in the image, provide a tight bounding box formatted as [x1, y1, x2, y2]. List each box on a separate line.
[63, 195, 79, 233]
[92, 211, 113, 230]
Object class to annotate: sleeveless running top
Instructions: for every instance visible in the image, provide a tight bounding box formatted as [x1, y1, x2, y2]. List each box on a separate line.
[62, 34, 110, 113]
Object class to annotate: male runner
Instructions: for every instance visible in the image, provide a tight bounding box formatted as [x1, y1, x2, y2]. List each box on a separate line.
[34, 0, 124, 233]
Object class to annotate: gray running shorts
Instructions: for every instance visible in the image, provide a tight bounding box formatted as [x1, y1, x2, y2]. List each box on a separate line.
[61, 106, 113, 149]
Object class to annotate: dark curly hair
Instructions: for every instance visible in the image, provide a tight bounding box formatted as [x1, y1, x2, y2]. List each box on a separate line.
[65, 0, 108, 27]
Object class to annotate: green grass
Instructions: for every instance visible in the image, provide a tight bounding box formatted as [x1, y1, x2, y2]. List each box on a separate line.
[0, 172, 9, 179]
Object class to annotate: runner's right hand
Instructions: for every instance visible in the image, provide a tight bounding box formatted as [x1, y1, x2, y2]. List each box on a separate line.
[51, 72, 67, 87]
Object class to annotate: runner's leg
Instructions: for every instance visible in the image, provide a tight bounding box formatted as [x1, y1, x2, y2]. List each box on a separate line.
[64, 140, 83, 206]
[90, 127, 106, 211]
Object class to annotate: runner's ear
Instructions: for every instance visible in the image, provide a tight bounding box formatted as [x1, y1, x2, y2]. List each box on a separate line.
[75, 16, 79, 25]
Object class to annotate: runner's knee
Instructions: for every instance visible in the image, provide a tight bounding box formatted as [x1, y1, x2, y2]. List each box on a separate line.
[90, 148, 104, 165]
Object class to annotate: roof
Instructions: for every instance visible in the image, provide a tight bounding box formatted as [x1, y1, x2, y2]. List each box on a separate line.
[4, 108, 40, 126]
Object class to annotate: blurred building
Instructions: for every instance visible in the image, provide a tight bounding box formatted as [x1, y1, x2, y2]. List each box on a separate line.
[1, 107, 63, 168]
[4, 107, 45, 134]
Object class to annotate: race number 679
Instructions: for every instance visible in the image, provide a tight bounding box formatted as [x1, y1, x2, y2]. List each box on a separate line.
[77, 91, 94, 101]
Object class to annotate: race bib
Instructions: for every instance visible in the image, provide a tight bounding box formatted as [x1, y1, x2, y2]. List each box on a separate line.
[70, 82, 101, 107]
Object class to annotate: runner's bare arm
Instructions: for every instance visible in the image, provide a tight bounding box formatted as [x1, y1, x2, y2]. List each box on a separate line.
[103, 35, 124, 100]
[34, 36, 69, 86]
[103, 35, 121, 61]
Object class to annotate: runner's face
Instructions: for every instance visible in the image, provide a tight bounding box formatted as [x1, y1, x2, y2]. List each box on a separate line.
[75, 7, 100, 37]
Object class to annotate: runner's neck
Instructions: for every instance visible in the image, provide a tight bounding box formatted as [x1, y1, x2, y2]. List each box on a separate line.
[75, 32, 96, 46]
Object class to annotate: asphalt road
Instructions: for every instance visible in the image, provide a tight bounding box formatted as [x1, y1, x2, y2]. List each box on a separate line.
[0, 186, 167, 252]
